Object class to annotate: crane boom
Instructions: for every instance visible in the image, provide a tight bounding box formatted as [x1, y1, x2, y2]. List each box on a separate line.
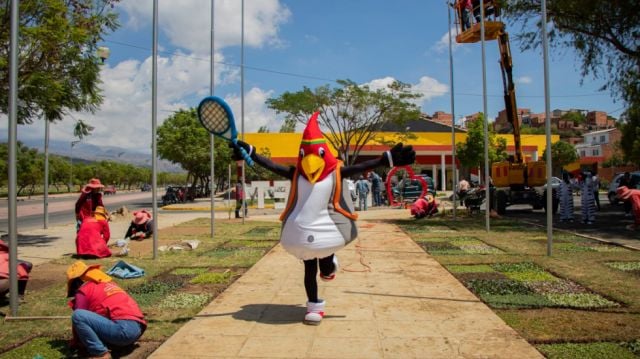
[497, 31, 522, 164]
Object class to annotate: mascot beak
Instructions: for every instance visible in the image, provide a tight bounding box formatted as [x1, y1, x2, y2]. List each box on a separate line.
[301, 154, 325, 184]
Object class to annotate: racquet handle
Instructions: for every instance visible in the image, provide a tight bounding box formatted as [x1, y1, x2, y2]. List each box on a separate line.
[232, 139, 254, 167]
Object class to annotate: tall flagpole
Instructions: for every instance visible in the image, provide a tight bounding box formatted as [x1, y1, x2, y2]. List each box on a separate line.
[241, 0, 246, 224]
[480, 0, 490, 232]
[8, 0, 20, 316]
[447, 1, 457, 220]
[542, 0, 553, 256]
[151, 0, 159, 259]
[210, 0, 216, 237]
[44, 119, 49, 229]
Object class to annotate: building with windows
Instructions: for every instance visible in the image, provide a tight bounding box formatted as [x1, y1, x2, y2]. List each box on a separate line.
[244, 116, 556, 191]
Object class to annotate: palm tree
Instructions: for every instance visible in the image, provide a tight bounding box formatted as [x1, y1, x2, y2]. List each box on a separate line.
[73, 119, 95, 140]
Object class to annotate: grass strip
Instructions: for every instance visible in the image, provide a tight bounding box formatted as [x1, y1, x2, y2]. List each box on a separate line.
[536, 342, 637, 359]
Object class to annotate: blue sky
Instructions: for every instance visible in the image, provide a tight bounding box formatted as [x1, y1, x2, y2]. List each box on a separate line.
[13, 0, 622, 153]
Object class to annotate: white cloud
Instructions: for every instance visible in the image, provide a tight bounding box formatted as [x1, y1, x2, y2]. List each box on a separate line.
[412, 76, 449, 103]
[363, 76, 449, 107]
[11, 0, 291, 152]
[224, 88, 280, 133]
[15, 51, 242, 152]
[516, 76, 533, 85]
[365, 77, 397, 92]
[432, 29, 462, 54]
[119, 0, 291, 54]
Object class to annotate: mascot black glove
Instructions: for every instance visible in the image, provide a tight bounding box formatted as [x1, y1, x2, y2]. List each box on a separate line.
[383, 143, 415, 167]
[229, 140, 254, 161]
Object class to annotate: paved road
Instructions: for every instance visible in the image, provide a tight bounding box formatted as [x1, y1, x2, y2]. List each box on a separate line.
[0, 191, 155, 232]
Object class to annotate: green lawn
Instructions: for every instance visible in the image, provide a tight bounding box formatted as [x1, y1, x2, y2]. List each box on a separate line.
[0, 220, 280, 358]
[394, 215, 640, 357]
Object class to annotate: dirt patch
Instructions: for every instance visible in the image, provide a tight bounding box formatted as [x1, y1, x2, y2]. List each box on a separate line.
[112, 340, 162, 359]
[499, 309, 640, 342]
[25, 262, 69, 291]
[158, 226, 211, 237]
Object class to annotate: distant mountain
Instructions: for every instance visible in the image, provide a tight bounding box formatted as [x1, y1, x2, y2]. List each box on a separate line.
[19, 138, 184, 172]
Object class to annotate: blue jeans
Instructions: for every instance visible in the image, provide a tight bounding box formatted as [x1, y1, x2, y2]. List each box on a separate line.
[358, 194, 368, 211]
[372, 188, 382, 206]
[72, 309, 142, 356]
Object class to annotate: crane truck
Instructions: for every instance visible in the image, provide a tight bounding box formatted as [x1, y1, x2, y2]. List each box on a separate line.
[454, 1, 558, 215]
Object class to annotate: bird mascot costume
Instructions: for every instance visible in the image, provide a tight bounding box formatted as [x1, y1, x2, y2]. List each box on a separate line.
[231, 112, 415, 325]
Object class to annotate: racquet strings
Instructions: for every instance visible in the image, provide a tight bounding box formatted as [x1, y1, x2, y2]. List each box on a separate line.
[199, 100, 230, 135]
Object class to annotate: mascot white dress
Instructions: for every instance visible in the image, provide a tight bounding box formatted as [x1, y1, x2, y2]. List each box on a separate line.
[232, 112, 415, 324]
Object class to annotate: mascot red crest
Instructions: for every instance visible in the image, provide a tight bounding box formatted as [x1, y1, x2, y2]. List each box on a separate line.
[297, 112, 338, 184]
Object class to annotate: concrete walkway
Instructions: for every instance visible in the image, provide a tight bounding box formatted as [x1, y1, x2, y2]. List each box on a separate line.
[150, 216, 542, 358]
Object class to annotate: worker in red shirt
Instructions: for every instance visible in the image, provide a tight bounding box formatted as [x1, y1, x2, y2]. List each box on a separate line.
[0, 240, 32, 301]
[76, 206, 111, 258]
[66, 261, 146, 359]
[75, 178, 105, 232]
[617, 186, 640, 230]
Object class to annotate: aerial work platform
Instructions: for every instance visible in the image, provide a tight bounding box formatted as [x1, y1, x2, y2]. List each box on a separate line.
[455, 21, 504, 43]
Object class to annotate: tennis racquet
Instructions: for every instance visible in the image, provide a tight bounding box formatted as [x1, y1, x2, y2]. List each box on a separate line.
[197, 96, 254, 166]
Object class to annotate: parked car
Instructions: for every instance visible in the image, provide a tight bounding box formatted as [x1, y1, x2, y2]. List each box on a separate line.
[542, 176, 562, 190]
[608, 171, 640, 205]
[103, 185, 117, 195]
[141, 183, 152, 192]
[392, 174, 437, 203]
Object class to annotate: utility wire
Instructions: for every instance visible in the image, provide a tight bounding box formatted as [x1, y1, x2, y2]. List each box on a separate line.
[105, 39, 613, 100]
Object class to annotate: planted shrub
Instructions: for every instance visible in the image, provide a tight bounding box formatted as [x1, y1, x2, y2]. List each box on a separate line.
[492, 262, 543, 273]
[129, 279, 185, 307]
[479, 293, 553, 309]
[537, 342, 637, 359]
[544, 293, 620, 308]
[171, 267, 209, 276]
[503, 270, 559, 283]
[446, 264, 495, 273]
[606, 262, 640, 271]
[159, 293, 211, 309]
[190, 271, 232, 284]
[466, 279, 533, 296]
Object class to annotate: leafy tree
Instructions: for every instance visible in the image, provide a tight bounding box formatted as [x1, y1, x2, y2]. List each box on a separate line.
[49, 154, 71, 191]
[456, 115, 507, 176]
[157, 108, 234, 190]
[157, 109, 210, 187]
[245, 147, 285, 182]
[13, 142, 42, 195]
[257, 126, 269, 133]
[0, 0, 121, 124]
[541, 140, 579, 175]
[266, 79, 421, 166]
[504, 0, 639, 100]
[560, 111, 586, 125]
[520, 126, 546, 135]
[503, 1, 639, 161]
[212, 136, 233, 192]
[619, 100, 640, 166]
[279, 117, 296, 133]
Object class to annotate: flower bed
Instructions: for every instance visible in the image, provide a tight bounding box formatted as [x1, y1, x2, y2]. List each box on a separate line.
[415, 236, 503, 255]
[449, 262, 620, 309]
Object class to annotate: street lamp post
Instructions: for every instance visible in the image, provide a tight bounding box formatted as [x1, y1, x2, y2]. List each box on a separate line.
[69, 140, 80, 191]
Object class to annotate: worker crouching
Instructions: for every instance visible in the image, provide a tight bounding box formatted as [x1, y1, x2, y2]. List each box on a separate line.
[66, 261, 146, 359]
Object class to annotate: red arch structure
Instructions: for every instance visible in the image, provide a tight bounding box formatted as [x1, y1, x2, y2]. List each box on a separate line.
[385, 165, 427, 208]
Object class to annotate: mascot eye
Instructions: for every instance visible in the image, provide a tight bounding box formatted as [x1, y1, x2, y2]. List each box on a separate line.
[299, 149, 305, 158]
[318, 148, 325, 157]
